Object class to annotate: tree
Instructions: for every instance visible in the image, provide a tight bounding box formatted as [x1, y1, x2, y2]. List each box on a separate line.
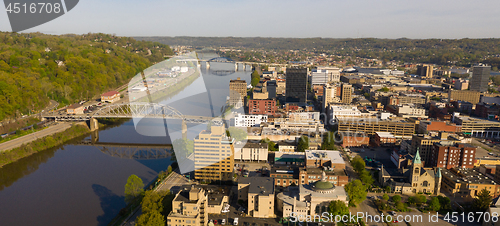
[392, 195, 401, 203]
[408, 196, 415, 204]
[351, 156, 365, 173]
[297, 136, 309, 152]
[385, 186, 391, 193]
[437, 196, 451, 210]
[227, 127, 247, 142]
[268, 141, 277, 152]
[124, 174, 144, 203]
[396, 201, 405, 211]
[359, 170, 374, 186]
[428, 197, 441, 212]
[345, 179, 367, 207]
[473, 188, 492, 212]
[141, 190, 164, 213]
[167, 165, 172, 174]
[414, 194, 426, 204]
[321, 132, 336, 150]
[383, 194, 389, 201]
[251, 70, 260, 87]
[328, 200, 349, 216]
[136, 210, 165, 226]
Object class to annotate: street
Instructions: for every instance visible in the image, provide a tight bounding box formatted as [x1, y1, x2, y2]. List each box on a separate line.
[0, 122, 71, 152]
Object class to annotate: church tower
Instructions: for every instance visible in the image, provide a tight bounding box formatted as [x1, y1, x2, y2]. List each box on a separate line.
[411, 150, 422, 189]
[434, 167, 442, 195]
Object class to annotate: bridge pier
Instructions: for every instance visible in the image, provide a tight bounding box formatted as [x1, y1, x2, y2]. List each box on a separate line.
[91, 130, 99, 143]
[205, 61, 210, 69]
[88, 118, 99, 132]
[182, 119, 187, 140]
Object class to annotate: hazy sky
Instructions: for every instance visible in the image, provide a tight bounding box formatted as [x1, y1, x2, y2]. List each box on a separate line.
[1, 0, 500, 38]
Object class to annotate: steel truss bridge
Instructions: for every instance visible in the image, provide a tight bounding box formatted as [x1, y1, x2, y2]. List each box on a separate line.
[43, 102, 216, 124]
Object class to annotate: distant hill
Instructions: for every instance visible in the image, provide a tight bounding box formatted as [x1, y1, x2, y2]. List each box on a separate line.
[0, 32, 173, 121]
[134, 36, 500, 67]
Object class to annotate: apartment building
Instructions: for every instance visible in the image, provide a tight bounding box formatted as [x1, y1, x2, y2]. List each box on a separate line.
[430, 142, 476, 169]
[194, 124, 235, 182]
[238, 177, 276, 218]
[248, 99, 278, 116]
[167, 187, 209, 226]
[410, 132, 463, 167]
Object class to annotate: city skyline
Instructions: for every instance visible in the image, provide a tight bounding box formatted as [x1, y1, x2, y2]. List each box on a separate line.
[0, 0, 500, 38]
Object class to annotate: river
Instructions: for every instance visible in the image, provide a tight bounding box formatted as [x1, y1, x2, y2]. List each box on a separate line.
[0, 52, 251, 226]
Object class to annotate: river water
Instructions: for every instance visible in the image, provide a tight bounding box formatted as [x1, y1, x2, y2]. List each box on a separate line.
[0, 52, 251, 226]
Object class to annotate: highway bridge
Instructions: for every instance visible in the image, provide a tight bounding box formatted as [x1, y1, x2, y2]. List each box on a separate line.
[42, 102, 223, 138]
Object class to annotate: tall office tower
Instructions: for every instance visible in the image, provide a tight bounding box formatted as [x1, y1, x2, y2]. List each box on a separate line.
[322, 83, 341, 112]
[341, 83, 352, 104]
[285, 68, 308, 105]
[470, 63, 491, 92]
[417, 64, 434, 78]
[229, 77, 247, 108]
[194, 123, 235, 182]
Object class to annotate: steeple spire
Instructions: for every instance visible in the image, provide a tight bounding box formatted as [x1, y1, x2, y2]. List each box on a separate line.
[414, 150, 422, 165]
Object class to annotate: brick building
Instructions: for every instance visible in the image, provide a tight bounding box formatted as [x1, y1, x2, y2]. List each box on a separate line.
[248, 99, 278, 116]
[430, 142, 476, 169]
[372, 132, 396, 147]
[340, 132, 370, 147]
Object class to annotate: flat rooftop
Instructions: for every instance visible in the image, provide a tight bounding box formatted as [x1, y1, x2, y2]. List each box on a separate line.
[305, 150, 345, 165]
[239, 177, 275, 195]
[442, 168, 499, 185]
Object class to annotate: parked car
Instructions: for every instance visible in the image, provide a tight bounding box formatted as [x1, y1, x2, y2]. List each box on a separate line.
[222, 219, 226, 225]
[233, 218, 238, 225]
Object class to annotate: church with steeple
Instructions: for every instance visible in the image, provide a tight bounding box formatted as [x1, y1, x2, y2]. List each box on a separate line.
[409, 150, 442, 194]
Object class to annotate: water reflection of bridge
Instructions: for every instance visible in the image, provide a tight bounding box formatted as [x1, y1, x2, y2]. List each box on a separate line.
[78, 132, 172, 160]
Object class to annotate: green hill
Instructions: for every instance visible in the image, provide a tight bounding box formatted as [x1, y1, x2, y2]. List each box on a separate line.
[0, 32, 173, 121]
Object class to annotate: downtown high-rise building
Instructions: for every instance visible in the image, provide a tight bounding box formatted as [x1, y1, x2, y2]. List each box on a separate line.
[341, 83, 353, 104]
[470, 63, 491, 92]
[229, 77, 247, 108]
[285, 68, 308, 105]
[194, 123, 234, 182]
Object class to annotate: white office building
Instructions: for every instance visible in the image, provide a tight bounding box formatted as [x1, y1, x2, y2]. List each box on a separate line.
[234, 113, 268, 127]
[310, 67, 340, 85]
